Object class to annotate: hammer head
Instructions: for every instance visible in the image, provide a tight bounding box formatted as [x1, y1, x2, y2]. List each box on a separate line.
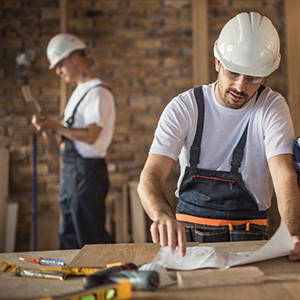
[16, 49, 36, 84]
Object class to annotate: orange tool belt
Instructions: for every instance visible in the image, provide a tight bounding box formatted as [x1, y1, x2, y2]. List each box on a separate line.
[176, 213, 267, 227]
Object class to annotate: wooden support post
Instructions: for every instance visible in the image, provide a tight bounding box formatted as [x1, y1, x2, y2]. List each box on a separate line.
[0, 149, 9, 252]
[285, 0, 300, 135]
[192, 0, 209, 86]
[60, 0, 68, 114]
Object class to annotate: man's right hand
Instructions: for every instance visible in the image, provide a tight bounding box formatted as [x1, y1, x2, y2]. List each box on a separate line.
[150, 215, 187, 257]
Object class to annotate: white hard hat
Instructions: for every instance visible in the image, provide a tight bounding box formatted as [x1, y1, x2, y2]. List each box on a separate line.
[46, 33, 86, 69]
[214, 12, 281, 77]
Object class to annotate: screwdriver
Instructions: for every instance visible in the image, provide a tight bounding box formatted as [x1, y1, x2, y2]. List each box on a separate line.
[19, 257, 65, 267]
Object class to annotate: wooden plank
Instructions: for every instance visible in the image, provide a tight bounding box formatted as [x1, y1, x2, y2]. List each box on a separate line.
[22, 85, 60, 155]
[121, 184, 130, 243]
[177, 266, 265, 288]
[30, 215, 59, 251]
[192, 0, 209, 86]
[4, 203, 18, 252]
[0, 148, 9, 252]
[129, 181, 147, 243]
[177, 266, 300, 288]
[285, 0, 300, 135]
[60, 0, 68, 115]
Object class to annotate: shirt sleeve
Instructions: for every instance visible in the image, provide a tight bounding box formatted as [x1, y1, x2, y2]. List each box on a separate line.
[83, 87, 115, 128]
[263, 90, 294, 160]
[149, 94, 193, 161]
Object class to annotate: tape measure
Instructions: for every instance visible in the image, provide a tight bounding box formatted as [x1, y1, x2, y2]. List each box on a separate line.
[38, 279, 131, 300]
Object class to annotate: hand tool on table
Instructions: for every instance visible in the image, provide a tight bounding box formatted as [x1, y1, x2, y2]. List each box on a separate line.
[83, 262, 160, 291]
[38, 279, 132, 300]
[0, 260, 66, 280]
[19, 257, 65, 267]
[0, 260, 102, 280]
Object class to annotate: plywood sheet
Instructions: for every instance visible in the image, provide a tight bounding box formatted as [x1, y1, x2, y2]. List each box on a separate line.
[68, 242, 199, 268]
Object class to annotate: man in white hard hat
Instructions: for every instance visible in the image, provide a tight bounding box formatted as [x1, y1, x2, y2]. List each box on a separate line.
[32, 33, 116, 249]
[138, 12, 300, 260]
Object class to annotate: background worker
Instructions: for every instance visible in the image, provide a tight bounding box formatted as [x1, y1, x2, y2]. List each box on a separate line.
[137, 12, 300, 260]
[32, 33, 116, 249]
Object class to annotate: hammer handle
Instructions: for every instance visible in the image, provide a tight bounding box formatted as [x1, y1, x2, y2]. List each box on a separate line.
[22, 85, 60, 155]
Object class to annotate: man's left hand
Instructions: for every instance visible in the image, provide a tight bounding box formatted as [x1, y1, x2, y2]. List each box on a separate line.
[289, 236, 300, 261]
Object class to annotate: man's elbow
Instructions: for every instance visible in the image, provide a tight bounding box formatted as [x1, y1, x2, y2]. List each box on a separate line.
[85, 136, 98, 144]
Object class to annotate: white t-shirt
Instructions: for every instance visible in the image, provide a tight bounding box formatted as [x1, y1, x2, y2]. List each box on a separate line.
[63, 78, 115, 158]
[149, 82, 294, 210]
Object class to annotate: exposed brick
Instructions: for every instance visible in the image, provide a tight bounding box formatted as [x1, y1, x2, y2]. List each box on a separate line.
[129, 0, 162, 9]
[41, 8, 59, 19]
[94, 19, 127, 29]
[165, 0, 191, 9]
[3, 0, 21, 8]
[146, 9, 178, 19]
[132, 39, 162, 48]
[114, 29, 146, 39]
[69, 0, 93, 7]
[69, 19, 94, 29]
[113, 9, 144, 19]
[129, 58, 161, 68]
[114, 49, 146, 59]
[94, 0, 127, 9]
[164, 19, 192, 28]
[232, 0, 262, 8]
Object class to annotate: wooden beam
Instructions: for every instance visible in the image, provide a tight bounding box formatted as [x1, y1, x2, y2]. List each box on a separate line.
[192, 0, 209, 86]
[285, 0, 300, 135]
[0, 149, 9, 252]
[60, 0, 68, 114]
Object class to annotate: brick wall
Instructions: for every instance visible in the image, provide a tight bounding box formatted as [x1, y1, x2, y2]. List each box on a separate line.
[0, 0, 285, 251]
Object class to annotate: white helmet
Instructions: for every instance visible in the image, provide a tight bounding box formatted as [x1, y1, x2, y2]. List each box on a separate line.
[46, 33, 86, 69]
[214, 12, 281, 77]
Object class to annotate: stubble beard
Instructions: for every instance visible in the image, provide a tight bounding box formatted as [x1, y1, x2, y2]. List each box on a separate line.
[222, 88, 249, 109]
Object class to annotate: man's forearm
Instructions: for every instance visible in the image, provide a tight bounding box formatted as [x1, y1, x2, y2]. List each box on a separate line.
[54, 123, 101, 144]
[138, 173, 174, 222]
[276, 175, 300, 237]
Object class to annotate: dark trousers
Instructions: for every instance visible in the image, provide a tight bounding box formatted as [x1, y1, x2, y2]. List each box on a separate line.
[59, 141, 111, 249]
[183, 221, 269, 243]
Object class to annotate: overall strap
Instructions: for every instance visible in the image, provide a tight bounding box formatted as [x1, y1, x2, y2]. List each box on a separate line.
[191, 85, 265, 173]
[190, 86, 205, 172]
[66, 83, 112, 127]
[230, 85, 265, 173]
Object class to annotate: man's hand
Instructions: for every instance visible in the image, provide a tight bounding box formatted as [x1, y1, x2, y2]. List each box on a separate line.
[31, 114, 59, 132]
[150, 215, 186, 257]
[289, 236, 300, 261]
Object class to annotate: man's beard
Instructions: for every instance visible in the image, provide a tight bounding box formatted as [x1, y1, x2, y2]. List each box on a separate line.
[222, 88, 249, 109]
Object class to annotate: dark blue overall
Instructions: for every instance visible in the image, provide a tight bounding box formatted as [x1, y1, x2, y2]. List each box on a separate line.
[176, 86, 269, 243]
[59, 84, 112, 249]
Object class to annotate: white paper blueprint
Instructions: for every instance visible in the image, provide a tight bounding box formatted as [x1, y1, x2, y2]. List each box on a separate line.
[152, 220, 294, 270]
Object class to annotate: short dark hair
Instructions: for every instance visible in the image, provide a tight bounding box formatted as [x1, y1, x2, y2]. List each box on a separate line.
[71, 49, 86, 58]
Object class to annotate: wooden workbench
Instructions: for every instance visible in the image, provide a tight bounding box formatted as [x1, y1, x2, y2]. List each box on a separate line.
[0, 241, 299, 300]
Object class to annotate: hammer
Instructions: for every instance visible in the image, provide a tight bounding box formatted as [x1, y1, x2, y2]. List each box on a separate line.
[16, 50, 59, 155]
